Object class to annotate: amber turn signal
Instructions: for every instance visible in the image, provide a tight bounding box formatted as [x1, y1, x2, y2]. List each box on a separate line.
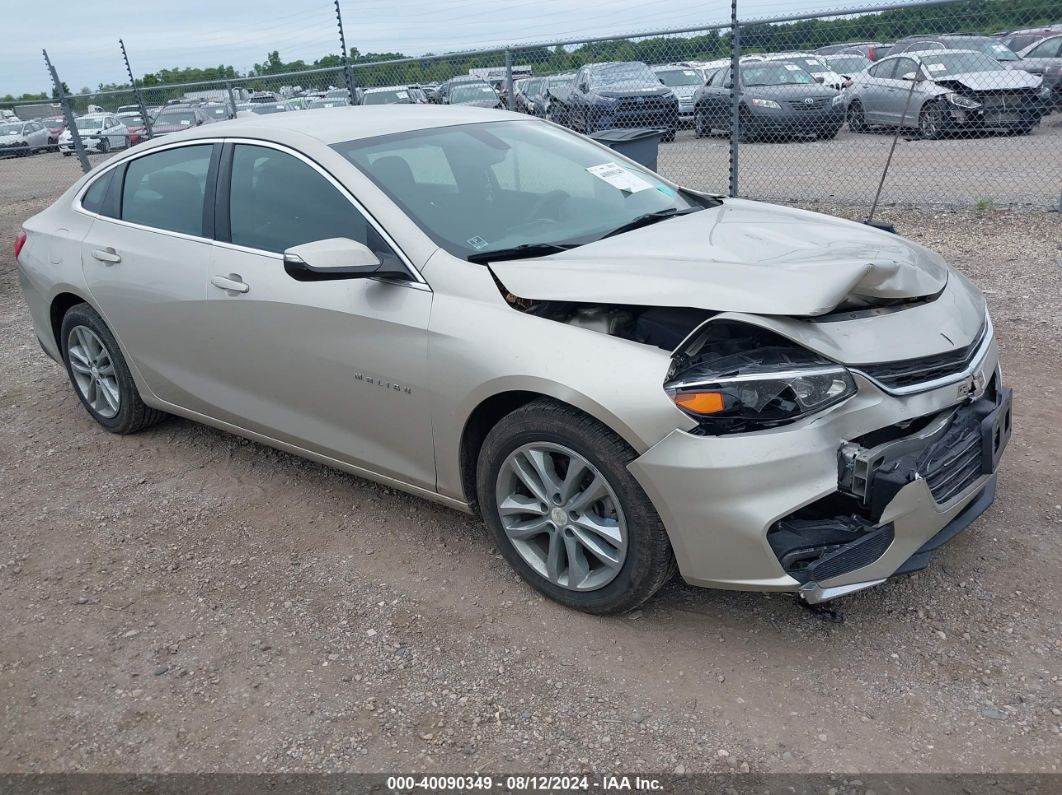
[673, 391, 726, 415]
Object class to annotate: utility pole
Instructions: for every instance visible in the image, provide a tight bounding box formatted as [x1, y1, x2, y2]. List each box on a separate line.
[119, 39, 153, 138]
[43, 49, 90, 173]
[335, 0, 357, 103]
[728, 0, 740, 198]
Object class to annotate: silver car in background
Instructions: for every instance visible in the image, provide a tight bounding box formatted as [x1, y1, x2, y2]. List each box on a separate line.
[652, 65, 706, 123]
[845, 49, 1049, 137]
[58, 114, 131, 155]
[0, 119, 52, 155]
[15, 107, 1010, 613]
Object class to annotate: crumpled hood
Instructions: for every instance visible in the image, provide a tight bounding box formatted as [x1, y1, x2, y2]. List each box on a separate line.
[596, 85, 673, 99]
[936, 69, 1042, 91]
[489, 199, 950, 317]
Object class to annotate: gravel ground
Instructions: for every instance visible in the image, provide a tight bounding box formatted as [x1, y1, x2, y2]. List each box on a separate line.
[0, 190, 1060, 775]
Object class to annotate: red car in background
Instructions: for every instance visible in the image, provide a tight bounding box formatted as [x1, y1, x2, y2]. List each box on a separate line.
[116, 111, 148, 145]
[42, 117, 66, 146]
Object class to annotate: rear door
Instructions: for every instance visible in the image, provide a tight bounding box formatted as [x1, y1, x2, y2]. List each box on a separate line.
[860, 59, 898, 122]
[80, 142, 221, 410]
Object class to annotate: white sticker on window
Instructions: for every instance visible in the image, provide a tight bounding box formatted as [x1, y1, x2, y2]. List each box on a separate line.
[587, 162, 653, 193]
[927, 63, 946, 72]
[396, 90, 409, 98]
[805, 59, 819, 65]
[784, 64, 802, 70]
[466, 236, 489, 250]
[179, 119, 191, 125]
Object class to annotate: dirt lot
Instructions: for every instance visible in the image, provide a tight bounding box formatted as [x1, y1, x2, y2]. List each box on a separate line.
[1, 187, 1060, 775]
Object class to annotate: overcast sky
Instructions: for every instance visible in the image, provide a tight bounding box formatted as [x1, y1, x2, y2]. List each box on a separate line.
[3, 0, 845, 97]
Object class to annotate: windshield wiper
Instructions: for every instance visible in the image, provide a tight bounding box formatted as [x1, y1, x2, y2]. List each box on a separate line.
[598, 207, 701, 240]
[467, 242, 580, 264]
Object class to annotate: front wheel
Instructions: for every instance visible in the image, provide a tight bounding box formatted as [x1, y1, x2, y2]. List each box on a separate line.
[919, 102, 946, 140]
[60, 304, 166, 434]
[476, 399, 676, 614]
[99, 138, 110, 154]
[847, 100, 868, 132]
[693, 109, 708, 138]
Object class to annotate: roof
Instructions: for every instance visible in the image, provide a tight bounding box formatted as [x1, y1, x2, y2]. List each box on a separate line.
[131, 105, 529, 150]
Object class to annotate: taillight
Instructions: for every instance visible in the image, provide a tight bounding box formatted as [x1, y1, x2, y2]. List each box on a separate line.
[14, 229, 27, 260]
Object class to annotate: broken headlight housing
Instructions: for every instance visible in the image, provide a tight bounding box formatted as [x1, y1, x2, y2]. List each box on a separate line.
[945, 93, 981, 109]
[666, 324, 856, 434]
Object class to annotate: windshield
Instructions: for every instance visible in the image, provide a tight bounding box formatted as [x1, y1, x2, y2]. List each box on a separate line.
[251, 104, 287, 114]
[921, 51, 1007, 75]
[450, 84, 498, 102]
[364, 89, 413, 105]
[827, 55, 871, 73]
[944, 38, 1019, 60]
[156, 111, 196, 125]
[333, 120, 707, 261]
[592, 62, 657, 87]
[309, 99, 348, 108]
[741, 63, 816, 86]
[325, 89, 349, 98]
[204, 106, 229, 117]
[549, 75, 574, 89]
[75, 117, 105, 130]
[775, 56, 829, 72]
[0, 123, 25, 135]
[117, 113, 143, 125]
[655, 68, 703, 87]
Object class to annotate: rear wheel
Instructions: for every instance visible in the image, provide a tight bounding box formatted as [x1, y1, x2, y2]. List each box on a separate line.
[693, 109, 709, 138]
[99, 138, 111, 154]
[60, 304, 166, 434]
[477, 399, 675, 614]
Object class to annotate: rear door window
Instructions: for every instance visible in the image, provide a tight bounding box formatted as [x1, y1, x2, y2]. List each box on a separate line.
[121, 144, 214, 236]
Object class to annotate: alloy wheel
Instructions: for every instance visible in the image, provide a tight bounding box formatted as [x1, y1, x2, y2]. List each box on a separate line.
[67, 325, 121, 418]
[494, 442, 627, 591]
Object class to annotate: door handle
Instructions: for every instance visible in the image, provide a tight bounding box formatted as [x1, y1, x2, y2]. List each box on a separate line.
[91, 247, 121, 264]
[211, 274, 249, 294]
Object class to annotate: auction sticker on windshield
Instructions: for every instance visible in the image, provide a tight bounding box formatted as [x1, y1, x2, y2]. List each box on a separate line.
[587, 162, 653, 193]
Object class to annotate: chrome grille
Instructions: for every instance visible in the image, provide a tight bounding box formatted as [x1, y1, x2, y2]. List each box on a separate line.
[854, 321, 988, 392]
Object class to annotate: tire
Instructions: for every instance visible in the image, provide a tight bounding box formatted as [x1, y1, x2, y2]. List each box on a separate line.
[737, 108, 756, 143]
[60, 303, 166, 435]
[818, 125, 840, 140]
[847, 100, 868, 133]
[99, 138, 110, 154]
[919, 102, 945, 140]
[62, 151, 71, 157]
[476, 399, 676, 614]
[693, 109, 708, 138]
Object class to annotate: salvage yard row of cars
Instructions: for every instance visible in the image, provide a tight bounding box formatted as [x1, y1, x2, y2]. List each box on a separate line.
[2, 25, 1060, 160]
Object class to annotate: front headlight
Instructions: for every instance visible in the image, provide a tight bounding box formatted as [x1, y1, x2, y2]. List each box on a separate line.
[666, 325, 856, 434]
[831, 94, 846, 106]
[945, 92, 981, 109]
[750, 98, 781, 110]
[1038, 85, 1052, 97]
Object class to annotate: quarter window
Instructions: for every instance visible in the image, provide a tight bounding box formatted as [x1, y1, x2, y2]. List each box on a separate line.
[81, 169, 115, 215]
[121, 144, 214, 236]
[868, 60, 897, 79]
[228, 144, 399, 264]
[1028, 38, 1061, 58]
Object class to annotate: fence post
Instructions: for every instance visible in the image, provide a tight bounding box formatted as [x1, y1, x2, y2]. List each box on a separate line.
[225, 81, 238, 118]
[728, 2, 741, 198]
[504, 49, 515, 111]
[335, 0, 357, 104]
[119, 39, 153, 139]
[43, 49, 91, 174]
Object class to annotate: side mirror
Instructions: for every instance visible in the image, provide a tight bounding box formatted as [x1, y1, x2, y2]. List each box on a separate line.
[901, 71, 921, 82]
[283, 238, 410, 282]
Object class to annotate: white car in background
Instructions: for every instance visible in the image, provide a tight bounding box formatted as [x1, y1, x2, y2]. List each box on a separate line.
[59, 114, 130, 156]
[744, 52, 848, 89]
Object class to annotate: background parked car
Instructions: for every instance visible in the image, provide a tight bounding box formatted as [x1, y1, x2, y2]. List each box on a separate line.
[542, 73, 576, 123]
[116, 112, 148, 145]
[815, 41, 891, 61]
[652, 65, 705, 125]
[693, 61, 844, 141]
[1014, 34, 1062, 108]
[361, 85, 428, 105]
[446, 81, 503, 108]
[995, 24, 1062, 53]
[0, 119, 51, 156]
[42, 117, 67, 146]
[845, 50, 1047, 138]
[889, 34, 1022, 65]
[150, 106, 212, 135]
[250, 103, 290, 115]
[306, 97, 351, 109]
[743, 52, 848, 89]
[201, 102, 234, 121]
[567, 61, 679, 141]
[514, 77, 543, 114]
[824, 53, 872, 80]
[432, 76, 486, 104]
[59, 114, 131, 155]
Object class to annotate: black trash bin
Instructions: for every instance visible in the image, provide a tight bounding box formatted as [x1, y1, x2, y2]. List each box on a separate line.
[588, 127, 665, 172]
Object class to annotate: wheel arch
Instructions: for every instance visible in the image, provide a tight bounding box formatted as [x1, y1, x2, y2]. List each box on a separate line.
[49, 290, 92, 351]
[456, 386, 647, 512]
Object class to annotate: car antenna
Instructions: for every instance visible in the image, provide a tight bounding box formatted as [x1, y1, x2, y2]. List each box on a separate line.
[865, 67, 923, 234]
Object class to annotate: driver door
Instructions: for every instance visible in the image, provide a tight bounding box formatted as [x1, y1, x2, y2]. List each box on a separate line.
[197, 142, 436, 489]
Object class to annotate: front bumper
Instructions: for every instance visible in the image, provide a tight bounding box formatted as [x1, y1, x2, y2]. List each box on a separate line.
[629, 334, 1008, 600]
[749, 108, 845, 136]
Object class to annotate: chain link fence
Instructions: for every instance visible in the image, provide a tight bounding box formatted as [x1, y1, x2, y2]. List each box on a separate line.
[4, 0, 1061, 212]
